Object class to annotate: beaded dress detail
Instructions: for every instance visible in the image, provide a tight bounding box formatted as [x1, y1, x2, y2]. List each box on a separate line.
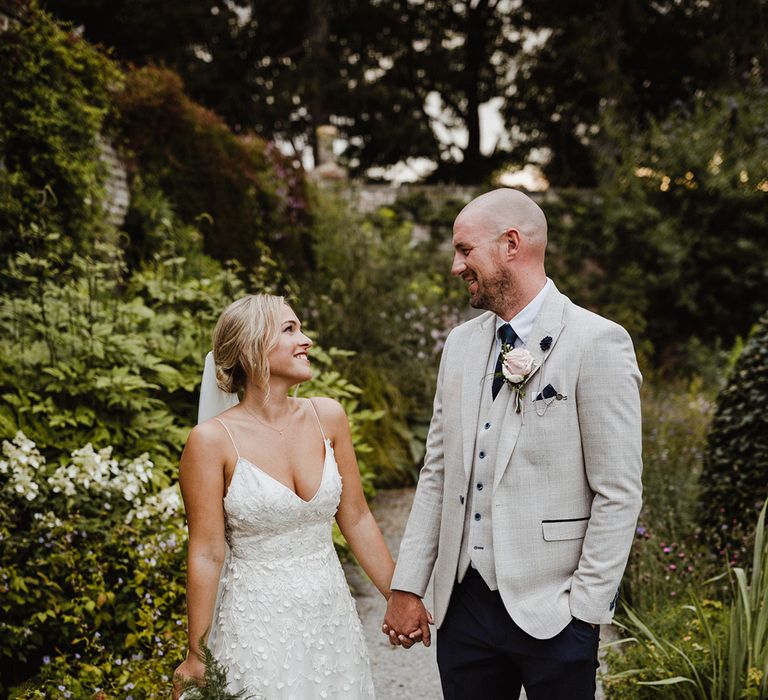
[208, 410, 375, 699]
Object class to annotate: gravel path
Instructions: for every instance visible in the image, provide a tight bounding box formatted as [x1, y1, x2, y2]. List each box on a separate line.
[344, 487, 615, 700]
[344, 488, 442, 699]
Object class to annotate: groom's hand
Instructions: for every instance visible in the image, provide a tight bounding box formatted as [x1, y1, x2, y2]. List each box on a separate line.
[382, 590, 433, 648]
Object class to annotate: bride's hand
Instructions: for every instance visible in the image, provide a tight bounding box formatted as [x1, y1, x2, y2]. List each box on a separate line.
[172, 655, 205, 700]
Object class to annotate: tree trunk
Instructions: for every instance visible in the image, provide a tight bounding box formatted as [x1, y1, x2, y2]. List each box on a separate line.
[462, 0, 486, 182]
[306, 0, 331, 166]
[595, 0, 625, 184]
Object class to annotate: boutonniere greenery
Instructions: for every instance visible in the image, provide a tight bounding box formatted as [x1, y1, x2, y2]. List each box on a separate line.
[499, 345, 537, 413]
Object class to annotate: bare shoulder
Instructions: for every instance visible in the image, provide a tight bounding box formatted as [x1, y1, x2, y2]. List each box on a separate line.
[179, 420, 230, 518]
[179, 419, 232, 480]
[185, 418, 231, 452]
[305, 396, 348, 434]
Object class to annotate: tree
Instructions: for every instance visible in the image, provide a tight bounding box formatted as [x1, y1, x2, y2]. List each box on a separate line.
[507, 0, 768, 187]
[207, 0, 444, 173]
[408, 0, 518, 182]
[538, 85, 768, 366]
[41, 0, 247, 89]
[44, 0, 767, 183]
[42, 0, 520, 178]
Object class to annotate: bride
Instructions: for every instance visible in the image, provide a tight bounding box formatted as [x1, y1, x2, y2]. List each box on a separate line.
[172, 294, 396, 699]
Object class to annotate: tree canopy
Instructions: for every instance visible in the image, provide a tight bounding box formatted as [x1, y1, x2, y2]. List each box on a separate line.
[42, 0, 768, 184]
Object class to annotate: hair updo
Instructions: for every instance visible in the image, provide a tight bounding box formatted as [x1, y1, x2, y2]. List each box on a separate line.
[212, 294, 286, 396]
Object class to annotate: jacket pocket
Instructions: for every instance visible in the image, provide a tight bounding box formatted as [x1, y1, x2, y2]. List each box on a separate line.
[541, 517, 589, 541]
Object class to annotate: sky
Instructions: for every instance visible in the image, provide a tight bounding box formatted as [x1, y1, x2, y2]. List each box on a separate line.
[291, 94, 549, 190]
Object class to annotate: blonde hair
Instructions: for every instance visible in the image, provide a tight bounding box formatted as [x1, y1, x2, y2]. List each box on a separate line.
[212, 294, 286, 396]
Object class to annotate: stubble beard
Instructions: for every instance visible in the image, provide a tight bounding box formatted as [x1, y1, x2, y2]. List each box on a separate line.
[469, 270, 516, 316]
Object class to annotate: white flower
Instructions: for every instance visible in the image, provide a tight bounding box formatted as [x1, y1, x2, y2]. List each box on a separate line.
[501, 348, 536, 384]
[2, 432, 164, 511]
[1, 432, 45, 502]
[111, 453, 154, 502]
[125, 485, 182, 524]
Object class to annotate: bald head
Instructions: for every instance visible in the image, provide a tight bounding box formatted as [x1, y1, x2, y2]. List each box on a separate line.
[451, 188, 549, 317]
[456, 188, 548, 259]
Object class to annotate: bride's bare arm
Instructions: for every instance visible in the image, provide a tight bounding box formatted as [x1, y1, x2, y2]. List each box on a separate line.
[317, 398, 395, 600]
[173, 423, 229, 697]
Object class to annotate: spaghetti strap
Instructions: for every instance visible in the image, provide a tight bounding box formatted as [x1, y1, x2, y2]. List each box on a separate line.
[307, 399, 327, 442]
[215, 418, 241, 460]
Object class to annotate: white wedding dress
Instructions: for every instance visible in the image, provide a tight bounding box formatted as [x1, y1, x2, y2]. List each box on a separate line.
[207, 413, 375, 699]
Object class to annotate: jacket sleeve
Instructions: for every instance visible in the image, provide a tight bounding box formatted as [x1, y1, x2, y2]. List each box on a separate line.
[569, 321, 643, 623]
[389, 333, 451, 597]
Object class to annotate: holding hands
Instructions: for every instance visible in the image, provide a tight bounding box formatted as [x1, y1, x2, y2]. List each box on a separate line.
[382, 590, 434, 649]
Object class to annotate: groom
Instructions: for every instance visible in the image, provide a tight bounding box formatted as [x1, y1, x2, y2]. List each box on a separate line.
[382, 188, 642, 699]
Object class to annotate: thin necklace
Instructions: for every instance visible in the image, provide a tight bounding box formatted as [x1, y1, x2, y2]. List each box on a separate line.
[241, 403, 293, 438]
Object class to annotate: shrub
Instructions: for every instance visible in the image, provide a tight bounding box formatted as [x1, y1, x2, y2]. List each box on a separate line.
[0, 431, 189, 698]
[300, 191, 465, 483]
[115, 66, 312, 273]
[618, 379, 714, 613]
[0, 232, 379, 485]
[0, 235, 238, 472]
[528, 88, 768, 370]
[0, 4, 120, 259]
[698, 312, 768, 560]
[606, 499, 768, 699]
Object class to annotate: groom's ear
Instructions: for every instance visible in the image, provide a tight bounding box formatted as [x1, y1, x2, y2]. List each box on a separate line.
[501, 228, 521, 260]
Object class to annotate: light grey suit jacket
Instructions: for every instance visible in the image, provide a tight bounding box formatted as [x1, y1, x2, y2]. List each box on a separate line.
[391, 283, 643, 640]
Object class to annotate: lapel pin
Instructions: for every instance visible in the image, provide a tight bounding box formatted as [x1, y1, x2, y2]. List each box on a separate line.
[540, 336, 553, 351]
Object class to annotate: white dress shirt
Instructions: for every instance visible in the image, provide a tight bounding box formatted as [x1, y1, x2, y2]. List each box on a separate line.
[494, 278, 552, 352]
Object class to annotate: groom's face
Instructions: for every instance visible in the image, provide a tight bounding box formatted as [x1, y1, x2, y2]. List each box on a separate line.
[451, 216, 509, 311]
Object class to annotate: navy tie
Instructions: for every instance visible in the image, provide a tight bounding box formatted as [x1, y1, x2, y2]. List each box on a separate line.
[492, 323, 518, 400]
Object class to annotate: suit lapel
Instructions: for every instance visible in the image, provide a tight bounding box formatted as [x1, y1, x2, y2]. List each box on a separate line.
[493, 285, 567, 491]
[520, 285, 566, 386]
[461, 313, 495, 479]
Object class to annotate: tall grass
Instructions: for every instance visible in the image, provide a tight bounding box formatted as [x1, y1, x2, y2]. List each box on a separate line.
[621, 379, 714, 614]
[607, 500, 768, 698]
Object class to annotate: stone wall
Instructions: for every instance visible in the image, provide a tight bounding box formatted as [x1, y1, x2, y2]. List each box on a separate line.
[354, 183, 478, 214]
[98, 137, 130, 228]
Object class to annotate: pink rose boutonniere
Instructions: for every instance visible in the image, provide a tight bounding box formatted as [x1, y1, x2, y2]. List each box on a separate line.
[499, 345, 537, 413]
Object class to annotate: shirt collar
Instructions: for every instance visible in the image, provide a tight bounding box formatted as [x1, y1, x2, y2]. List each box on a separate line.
[495, 278, 551, 347]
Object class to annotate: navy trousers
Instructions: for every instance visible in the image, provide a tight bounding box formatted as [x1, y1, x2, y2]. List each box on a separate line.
[437, 568, 600, 700]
